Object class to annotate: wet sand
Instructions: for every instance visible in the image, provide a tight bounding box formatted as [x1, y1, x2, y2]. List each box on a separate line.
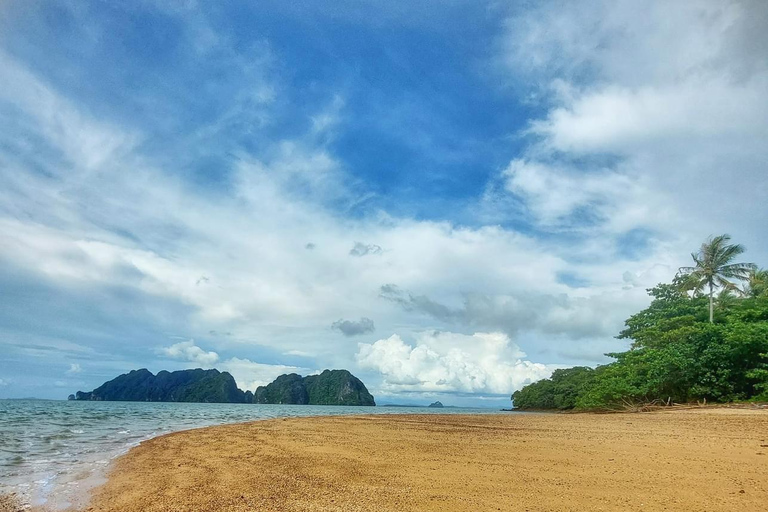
[81, 409, 767, 512]
[0, 493, 24, 512]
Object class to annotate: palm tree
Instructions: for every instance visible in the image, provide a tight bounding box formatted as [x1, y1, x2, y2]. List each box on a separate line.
[678, 234, 755, 323]
[744, 268, 768, 298]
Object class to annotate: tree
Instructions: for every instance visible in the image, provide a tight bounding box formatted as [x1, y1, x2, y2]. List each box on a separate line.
[745, 268, 768, 298]
[678, 235, 755, 323]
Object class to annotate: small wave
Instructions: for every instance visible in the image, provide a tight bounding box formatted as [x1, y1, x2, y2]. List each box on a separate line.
[41, 433, 74, 442]
[2, 455, 24, 466]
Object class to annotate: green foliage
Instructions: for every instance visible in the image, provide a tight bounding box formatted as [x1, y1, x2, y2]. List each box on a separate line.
[75, 368, 248, 403]
[304, 369, 376, 406]
[77, 368, 376, 406]
[745, 269, 768, 298]
[677, 234, 755, 322]
[512, 367, 594, 410]
[254, 373, 308, 404]
[618, 281, 706, 348]
[512, 291, 768, 410]
[253, 369, 375, 406]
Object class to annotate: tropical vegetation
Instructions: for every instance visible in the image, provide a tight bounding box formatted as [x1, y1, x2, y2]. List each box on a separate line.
[677, 234, 755, 322]
[512, 235, 768, 410]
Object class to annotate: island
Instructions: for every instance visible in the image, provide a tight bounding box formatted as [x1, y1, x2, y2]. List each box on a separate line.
[428, 401, 444, 408]
[72, 368, 375, 405]
[72, 368, 247, 403]
[254, 369, 375, 406]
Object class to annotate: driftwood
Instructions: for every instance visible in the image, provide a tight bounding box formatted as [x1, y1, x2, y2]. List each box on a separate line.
[598, 397, 767, 414]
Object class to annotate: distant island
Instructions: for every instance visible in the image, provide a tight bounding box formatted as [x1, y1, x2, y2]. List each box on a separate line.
[71, 368, 375, 406]
[253, 370, 375, 406]
[377, 401, 458, 408]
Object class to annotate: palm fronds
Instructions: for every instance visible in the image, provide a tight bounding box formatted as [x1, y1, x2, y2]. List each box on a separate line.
[677, 234, 755, 322]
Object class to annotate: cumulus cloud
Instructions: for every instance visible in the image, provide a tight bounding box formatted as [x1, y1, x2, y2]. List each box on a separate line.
[357, 331, 555, 394]
[160, 340, 220, 366]
[219, 357, 310, 391]
[157, 341, 308, 391]
[66, 363, 82, 374]
[331, 317, 375, 336]
[349, 242, 383, 257]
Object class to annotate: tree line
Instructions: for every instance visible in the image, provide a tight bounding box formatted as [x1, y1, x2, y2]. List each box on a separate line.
[512, 235, 768, 410]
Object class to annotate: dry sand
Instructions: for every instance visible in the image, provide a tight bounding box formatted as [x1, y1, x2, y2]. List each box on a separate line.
[78, 409, 767, 512]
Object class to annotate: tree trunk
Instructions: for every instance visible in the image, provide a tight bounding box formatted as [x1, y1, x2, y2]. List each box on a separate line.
[709, 282, 714, 323]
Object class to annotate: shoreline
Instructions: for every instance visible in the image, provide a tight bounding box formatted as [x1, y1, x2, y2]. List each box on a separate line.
[5, 405, 508, 511]
[1, 402, 505, 511]
[63, 409, 768, 511]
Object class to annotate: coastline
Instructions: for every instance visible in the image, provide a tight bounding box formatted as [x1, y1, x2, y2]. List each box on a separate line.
[65, 409, 767, 511]
[2, 401, 503, 510]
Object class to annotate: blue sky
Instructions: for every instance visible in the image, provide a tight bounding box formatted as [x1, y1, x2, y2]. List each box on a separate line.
[1, 1, 766, 406]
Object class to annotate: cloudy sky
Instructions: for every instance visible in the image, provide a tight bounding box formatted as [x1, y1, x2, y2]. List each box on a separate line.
[1, 1, 766, 406]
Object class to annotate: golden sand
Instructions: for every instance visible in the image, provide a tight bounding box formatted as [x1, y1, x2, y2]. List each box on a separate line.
[79, 410, 767, 512]
[0, 493, 24, 512]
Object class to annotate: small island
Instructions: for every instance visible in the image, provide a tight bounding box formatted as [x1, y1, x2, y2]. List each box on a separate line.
[428, 401, 444, 408]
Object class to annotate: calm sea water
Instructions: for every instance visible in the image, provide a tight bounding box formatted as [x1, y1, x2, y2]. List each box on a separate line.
[0, 399, 506, 509]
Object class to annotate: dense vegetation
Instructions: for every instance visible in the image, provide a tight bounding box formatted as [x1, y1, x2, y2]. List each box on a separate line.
[253, 373, 308, 404]
[254, 369, 375, 406]
[73, 368, 248, 403]
[513, 236, 768, 411]
[73, 368, 376, 406]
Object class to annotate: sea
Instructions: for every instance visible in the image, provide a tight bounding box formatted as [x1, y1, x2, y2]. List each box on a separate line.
[0, 399, 508, 510]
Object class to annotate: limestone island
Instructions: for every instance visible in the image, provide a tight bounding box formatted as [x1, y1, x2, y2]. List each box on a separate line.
[70, 368, 375, 406]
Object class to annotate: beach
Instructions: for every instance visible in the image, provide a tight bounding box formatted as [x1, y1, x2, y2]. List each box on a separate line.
[74, 409, 768, 512]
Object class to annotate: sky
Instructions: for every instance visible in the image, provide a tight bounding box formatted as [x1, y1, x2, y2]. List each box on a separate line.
[1, 0, 766, 406]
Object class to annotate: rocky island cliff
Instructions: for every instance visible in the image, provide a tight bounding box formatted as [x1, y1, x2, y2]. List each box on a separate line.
[71, 368, 375, 405]
[71, 368, 247, 403]
[253, 369, 375, 406]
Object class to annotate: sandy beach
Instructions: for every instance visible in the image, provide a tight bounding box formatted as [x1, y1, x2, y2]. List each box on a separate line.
[73, 409, 768, 511]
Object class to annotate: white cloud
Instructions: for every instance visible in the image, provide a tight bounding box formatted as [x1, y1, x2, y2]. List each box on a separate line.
[502, 159, 661, 231]
[66, 363, 82, 374]
[0, 51, 138, 174]
[500, 0, 768, 256]
[357, 332, 556, 394]
[0, 378, 9, 386]
[532, 79, 768, 155]
[160, 340, 220, 366]
[0, 48, 681, 372]
[157, 341, 310, 391]
[219, 357, 310, 392]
